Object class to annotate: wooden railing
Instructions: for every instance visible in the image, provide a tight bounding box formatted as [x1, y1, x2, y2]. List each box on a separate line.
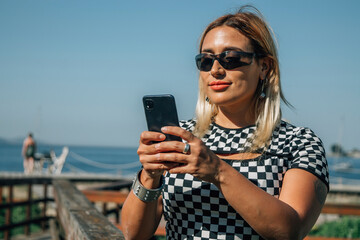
[321, 203, 360, 215]
[82, 189, 167, 236]
[53, 179, 125, 239]
[0, 177, 54, 240]
[0, 173, 131, 240]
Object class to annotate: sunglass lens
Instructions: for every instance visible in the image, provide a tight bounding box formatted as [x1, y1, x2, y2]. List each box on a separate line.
[195, 54, 213, 71]
[220, 51, 253, 69]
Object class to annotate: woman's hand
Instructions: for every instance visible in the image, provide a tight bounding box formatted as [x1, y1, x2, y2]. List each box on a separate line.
[153, 126, 222, 184]
[137, 130, 180, 181]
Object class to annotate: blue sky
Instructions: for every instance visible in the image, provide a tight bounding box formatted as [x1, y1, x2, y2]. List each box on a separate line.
[1, 0, 359, 152]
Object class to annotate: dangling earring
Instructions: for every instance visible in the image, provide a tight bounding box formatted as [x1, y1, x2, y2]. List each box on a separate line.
[205, 96, 210, 103]
[260, 78, 266, 99]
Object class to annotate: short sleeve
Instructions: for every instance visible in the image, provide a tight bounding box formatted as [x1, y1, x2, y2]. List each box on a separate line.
[289, 127, 329, 190]
[179, 119, 196, 132]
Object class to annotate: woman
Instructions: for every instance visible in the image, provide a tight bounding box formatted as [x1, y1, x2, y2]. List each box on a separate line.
[121, 6, 329, 240]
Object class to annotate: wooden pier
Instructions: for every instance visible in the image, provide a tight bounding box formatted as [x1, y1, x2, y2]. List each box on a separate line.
[1, 172, 360, 240]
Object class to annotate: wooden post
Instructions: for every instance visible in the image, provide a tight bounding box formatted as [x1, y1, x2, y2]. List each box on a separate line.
[41, 183, 48, 230]
[102, 202, 107, 216]
[115, 204, 120, 224]
[49, 218, 60, 240]
[25, 183, 32, 235]
[5, 185, 13, 240]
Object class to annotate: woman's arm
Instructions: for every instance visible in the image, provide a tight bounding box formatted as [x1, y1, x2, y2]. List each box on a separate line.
[156, 126, 327, 240]
[121, 130, 180, 240]
[215, 161, 327, 239]
[121, 172, 164, 240]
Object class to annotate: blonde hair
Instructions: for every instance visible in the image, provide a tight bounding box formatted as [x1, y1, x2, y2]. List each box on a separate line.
[194, 5, 290, 152]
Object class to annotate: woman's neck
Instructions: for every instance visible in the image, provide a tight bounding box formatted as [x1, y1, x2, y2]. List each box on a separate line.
[215, 103, 256, 129]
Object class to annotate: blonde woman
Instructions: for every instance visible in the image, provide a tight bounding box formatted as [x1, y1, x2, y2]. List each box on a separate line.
[122, 6, 329, 240]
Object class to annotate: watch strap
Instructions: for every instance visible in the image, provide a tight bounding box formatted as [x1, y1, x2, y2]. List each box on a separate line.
[132, 170, 164, 202]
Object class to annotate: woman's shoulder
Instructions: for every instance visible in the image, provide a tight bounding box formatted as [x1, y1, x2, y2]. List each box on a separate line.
[273, 120, 323, 142]
[273, 121, 329, 188]
[268, 120, 325, 154]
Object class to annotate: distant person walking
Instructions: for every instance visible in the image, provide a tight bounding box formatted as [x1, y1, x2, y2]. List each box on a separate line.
[22, 133, 36, 174]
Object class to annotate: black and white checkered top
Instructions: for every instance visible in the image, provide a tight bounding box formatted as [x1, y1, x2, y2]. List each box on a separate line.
[162, 119, 329, 240]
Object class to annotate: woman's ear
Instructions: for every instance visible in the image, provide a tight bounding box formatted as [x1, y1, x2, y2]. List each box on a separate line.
[259, 57, 270, 80]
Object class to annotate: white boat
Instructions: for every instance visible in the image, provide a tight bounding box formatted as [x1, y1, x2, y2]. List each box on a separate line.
[33, 146, 69, 174]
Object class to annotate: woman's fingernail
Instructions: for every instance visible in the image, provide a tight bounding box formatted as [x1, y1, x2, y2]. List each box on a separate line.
[161, 127, 168, 131]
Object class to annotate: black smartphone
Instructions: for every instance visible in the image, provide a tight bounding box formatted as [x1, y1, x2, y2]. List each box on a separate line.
[143, 94, 182, 142]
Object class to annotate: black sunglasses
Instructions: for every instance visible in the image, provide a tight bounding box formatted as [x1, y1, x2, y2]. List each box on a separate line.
[195, 50, 258, 71]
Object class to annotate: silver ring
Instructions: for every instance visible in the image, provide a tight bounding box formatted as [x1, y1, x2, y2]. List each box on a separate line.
[182, 143, 190, 154]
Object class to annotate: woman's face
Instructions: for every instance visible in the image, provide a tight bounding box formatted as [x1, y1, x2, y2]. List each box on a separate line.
[200, 26, 266, 110]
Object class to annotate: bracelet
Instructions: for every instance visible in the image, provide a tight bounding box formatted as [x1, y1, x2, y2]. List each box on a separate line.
[132, 170, 164, 202]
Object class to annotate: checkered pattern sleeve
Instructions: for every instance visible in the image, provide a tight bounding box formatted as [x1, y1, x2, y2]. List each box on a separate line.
[179, 119, 196, 132]
[288, 126, 329, 189]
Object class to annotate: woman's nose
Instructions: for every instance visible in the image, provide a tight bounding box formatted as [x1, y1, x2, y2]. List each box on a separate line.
[210, 60, 225, 78]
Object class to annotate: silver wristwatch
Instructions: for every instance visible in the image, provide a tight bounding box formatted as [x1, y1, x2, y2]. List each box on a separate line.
[132, 170, 164, 202]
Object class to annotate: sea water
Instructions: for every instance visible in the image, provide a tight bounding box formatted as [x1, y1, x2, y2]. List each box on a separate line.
[0, 143, 142, 178]
[1, 143, 359, 185]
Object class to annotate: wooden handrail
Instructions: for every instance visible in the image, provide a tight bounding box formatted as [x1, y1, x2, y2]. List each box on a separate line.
[321, 203, 360, 215]
[53, 179, 125, 239]
[0, 173, 132, 240]
[81, 190, 128, 204]
[82, 189, 167, 236]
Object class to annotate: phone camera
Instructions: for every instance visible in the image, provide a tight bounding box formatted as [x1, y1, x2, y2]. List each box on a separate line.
[145, 100, 154, 110]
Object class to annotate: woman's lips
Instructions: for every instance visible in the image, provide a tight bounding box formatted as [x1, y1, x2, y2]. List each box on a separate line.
[209, 81, 231, 90]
